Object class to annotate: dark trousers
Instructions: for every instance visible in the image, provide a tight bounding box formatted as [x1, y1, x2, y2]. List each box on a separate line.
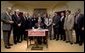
[24, 30, 27, 40]
[20, 28, 27, 41]
[37, 36, 47, 44]
[53, 26, 60, 39]
[53, 27, 57, 39]
[60, 28, 66, 40]
[56, 28, 60, 40]
[20, 28, 24, 41]
[47, 25, 52, 39]
[74, 24, 83, 44]
[13, 27, 21, 44]
[37, 37, 42, 44]
[82, 30, 84, 43]
[3, 30, 11, 46]
[37, 30, 48, 44]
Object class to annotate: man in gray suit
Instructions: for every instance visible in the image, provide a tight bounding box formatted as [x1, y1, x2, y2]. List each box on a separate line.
[64, 10, 74, 45]
[1, 7, 14, 49]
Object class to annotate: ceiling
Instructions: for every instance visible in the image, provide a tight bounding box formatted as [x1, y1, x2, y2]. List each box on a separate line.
[9, 1, 68, 9]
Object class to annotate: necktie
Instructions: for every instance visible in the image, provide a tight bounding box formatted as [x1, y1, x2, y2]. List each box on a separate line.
[48, 18, 49, 26]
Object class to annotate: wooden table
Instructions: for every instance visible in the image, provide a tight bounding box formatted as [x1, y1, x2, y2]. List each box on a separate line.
[25, 29, 48, 49]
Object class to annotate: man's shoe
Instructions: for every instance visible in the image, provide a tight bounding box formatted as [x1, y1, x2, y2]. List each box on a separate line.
[50, 38, 52, 40]
[56, 39, 59, 41]
[14, 42, 17, 44]
[60, 39, 63, 40]
[18, 41, 22, 43]
[63, 39, 66, 41]
[70, 43, 73, 45]
[79, 43, 82, 46]
[74, 42, 78, 44]
[5, 46, 11, 49]
[53, 38, 55, 40]
[66, 41, 70, 43]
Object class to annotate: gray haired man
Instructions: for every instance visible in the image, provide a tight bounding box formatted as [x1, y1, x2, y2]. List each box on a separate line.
[1, 7, 14, 49]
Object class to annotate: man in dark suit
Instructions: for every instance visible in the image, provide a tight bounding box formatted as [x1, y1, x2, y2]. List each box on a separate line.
[12, 10, 22, 44]
[1, 7, 13, 49]
[23, 12, 32, 40]
[24, 13, 33, 41]
[74, 9, 84, 46]
[31, 15, 38, 29]
[25, 13, 32, 29]
[82, 15, 84, 43]
[28, 15, 37, 41]
[53, 12, 60, 40]
[60, 12, 66, 41]
[19, 12, 27, 41]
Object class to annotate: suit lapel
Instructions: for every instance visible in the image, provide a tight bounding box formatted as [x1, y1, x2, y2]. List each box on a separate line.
[6, 12, 12, 20]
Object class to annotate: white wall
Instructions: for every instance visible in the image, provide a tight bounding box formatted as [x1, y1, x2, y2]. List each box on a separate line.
[12, 6, 34, 16]
[53, 5, 67, 13]
[67, 1, 84, 14]
[52, 1, 84, 14]
[1, 1, 13, 13]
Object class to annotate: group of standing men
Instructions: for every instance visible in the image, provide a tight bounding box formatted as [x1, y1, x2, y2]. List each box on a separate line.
[1, 7, 84, 49]
[53, 9, 84, 46]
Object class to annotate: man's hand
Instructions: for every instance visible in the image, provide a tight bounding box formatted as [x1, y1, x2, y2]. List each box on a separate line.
[53, 23, 55, 25]
[9, 21, 14, 24]
[82, 27, 84, 30]
[18, 23, 21, 27]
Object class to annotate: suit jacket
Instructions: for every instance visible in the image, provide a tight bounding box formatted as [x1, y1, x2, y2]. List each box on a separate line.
[31, 17, 37, 27]
[64, 14, 74, 30]
[37, 17, 45, 28]
[20, 16, 26, 29]
[76, 14, 84, 29]
[1, 12, 12, 31]
[25, 16, 32, 29]
[60, 16, 65, 28]
[53, 15, 60, 28]
[12, 14, 22, 29]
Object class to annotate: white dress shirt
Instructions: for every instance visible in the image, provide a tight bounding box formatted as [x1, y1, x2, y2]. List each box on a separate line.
[60, 16, 64, 21]
[44, 18, 52, 26]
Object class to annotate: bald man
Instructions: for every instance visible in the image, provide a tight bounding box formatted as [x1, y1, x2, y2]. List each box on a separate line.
[1, 7, 14, 49]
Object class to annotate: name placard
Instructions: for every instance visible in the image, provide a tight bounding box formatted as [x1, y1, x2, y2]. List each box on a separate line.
[28, 29, 48, 36]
